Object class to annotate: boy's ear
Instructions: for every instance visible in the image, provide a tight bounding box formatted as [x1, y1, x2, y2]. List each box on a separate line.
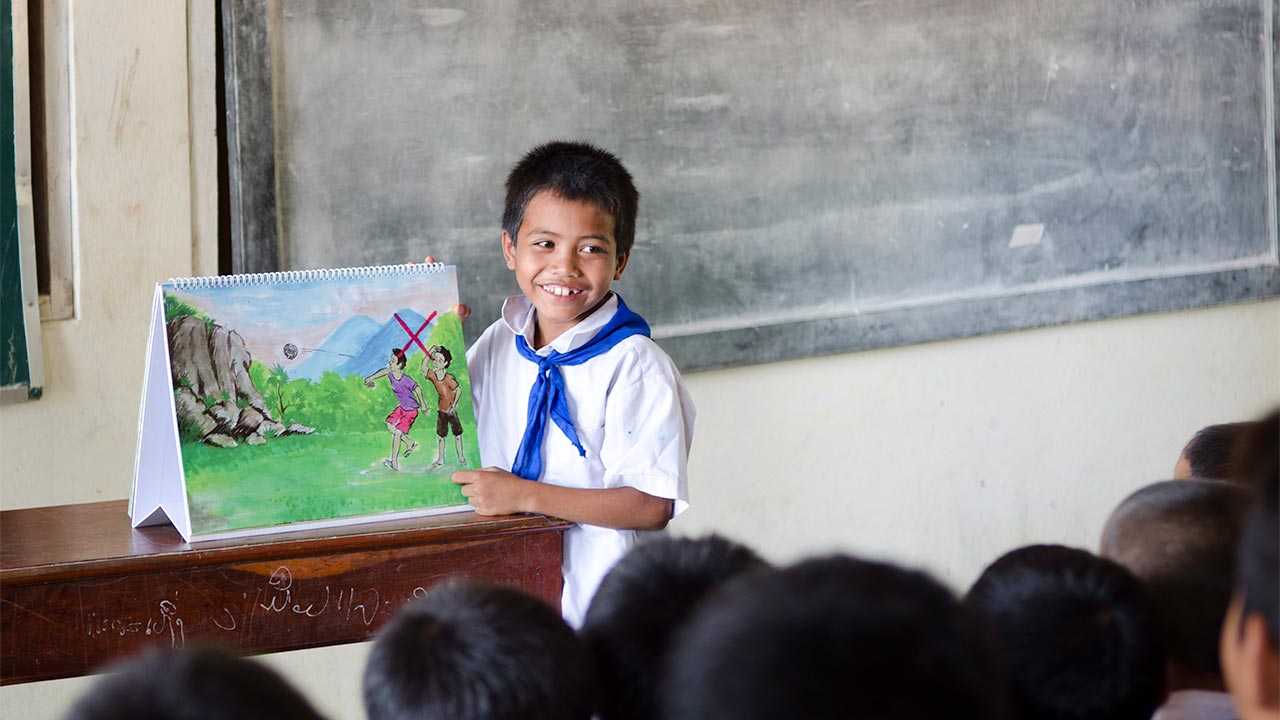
[1222, 597, 1280, 716]
[502, 231, 516, 270]
[613, 250, 630, 281]
[1242, 613, 1280, 712]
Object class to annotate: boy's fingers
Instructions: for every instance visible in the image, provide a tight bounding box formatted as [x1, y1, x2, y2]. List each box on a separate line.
[424, 255, 437, 264]
[452, 303, 472, 322]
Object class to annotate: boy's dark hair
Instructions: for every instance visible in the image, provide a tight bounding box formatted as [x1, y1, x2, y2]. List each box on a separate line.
[581, 535, 769, 720]
[1182, 422, 1254, 480]
[362, 580, 595, 720]
[428, 345, 452, 368]
[665, 555, 1010, 720]
[965, 544, 1166, 720]
[391, 347, 407, 368]
[63, 645, 326, 720]
[1100, 480, 1252, 679]
[503, 141, 639, 257]
[1231, 409, 1279, 646]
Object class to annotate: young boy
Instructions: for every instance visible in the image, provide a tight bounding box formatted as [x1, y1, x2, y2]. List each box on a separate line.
[362, 581, 595, 720]
[581, 535, 768, 720]
[364, 348, 425, 471]
[965, 544, 1167, 720]
[664, 555, 1011, 720]
[1100, 480, 1252, 720]
[452, 141, 695, 626]
[419, 344, 467, 469]
[1173, 421, 1257, 481]
[1219, 410, 1279, 720]
[64, 646, 326, 720]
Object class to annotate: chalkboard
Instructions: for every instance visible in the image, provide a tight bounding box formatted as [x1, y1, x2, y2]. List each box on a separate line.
[224, 0, 1280, 372]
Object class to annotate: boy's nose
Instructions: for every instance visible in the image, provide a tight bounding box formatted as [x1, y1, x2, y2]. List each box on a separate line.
[550, 248, 581, 276]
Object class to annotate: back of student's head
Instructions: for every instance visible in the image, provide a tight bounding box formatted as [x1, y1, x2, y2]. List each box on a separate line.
[581, 535, 768, 720]
[965, 544, 1166, 720]
[665, 555, 1010, 720]
[63, 645, 326, 720]
[1100, 479, 1252, 681]
[1176, 421, 1256, 480]
[362, 580, 594, 720]
[1220, 410, 1279, 720]
[503, 141, 639, 256]
[1231, 410, 1279, 645]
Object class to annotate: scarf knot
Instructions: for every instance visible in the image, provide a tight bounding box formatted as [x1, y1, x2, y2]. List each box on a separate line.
[510, 295, 650, 481]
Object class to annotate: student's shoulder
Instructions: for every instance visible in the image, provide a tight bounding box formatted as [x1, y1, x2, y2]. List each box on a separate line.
[466, 317, 513, 363]
[596, 334, 684, 385]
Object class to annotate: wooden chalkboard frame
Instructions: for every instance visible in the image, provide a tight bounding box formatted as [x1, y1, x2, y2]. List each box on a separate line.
[221, 1, 1280, 373]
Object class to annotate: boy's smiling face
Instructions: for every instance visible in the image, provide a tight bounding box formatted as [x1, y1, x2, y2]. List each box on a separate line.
[503, 190, 629, 349]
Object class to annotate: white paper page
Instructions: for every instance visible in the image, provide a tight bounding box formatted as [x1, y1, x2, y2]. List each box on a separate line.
[131, 285, 191, 539]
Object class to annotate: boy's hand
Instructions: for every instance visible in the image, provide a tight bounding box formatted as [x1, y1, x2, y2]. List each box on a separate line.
[419, 256, 472, 322]
[452, 467, 529, 516]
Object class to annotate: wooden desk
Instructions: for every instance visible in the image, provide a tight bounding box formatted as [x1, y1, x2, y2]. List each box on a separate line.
[0, 500, 571, 684]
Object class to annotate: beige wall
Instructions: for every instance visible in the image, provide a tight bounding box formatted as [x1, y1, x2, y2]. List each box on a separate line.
[2, 2, 1278, 718]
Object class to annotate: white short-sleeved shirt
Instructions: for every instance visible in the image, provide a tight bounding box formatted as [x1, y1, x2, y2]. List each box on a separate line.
[467, 293, 694, 627]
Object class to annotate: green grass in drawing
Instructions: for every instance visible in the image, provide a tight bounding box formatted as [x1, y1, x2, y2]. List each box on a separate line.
[184, 432, 474, 534]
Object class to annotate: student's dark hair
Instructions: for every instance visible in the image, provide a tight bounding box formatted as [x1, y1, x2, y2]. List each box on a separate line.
[965, 544, 1166, 720]
[63, 645, 326, 720]
[581, 535, 769, 720]
[665, 555, 1010, 720]
[1100, 480, 1252, 677]
[428, 345, 452, 368]
[1182, 422, 1254, 480]
[502, 141, 639, 257]
[1231, 409, 1279, 646]
[391, 347, 407, 368]
[362, 580, 595, 720]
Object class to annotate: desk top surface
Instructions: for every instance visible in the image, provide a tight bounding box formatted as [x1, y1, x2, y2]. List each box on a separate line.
[1, 500, 572, 584]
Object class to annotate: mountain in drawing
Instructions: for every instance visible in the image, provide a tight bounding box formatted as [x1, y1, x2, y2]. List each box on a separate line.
[293, 309, 435, 381]
[292, 314, 382, 381]
[335, 308, 435, 379]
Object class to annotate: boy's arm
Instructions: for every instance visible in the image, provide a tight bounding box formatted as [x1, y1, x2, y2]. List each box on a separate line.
[364, 368, 389, 386]
[412, 384, 426, 409]
[452, 468, 673, 531]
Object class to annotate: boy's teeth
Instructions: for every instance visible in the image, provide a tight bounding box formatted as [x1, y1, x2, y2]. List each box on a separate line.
[545, 285, 579, 297]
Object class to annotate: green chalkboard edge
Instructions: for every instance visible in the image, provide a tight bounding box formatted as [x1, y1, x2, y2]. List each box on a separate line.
[2, 0, 45, 404]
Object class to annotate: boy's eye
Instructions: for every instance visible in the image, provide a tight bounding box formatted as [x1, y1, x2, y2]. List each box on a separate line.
[532, 240, 554, 249]
[581, 244, 606, 254]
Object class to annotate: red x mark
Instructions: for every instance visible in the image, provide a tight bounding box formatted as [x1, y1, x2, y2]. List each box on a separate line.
[394, 310, 438, 354]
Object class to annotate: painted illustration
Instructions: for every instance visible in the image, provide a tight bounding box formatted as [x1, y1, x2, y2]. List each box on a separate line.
[421, 344, 468, 469]
[160, 268, 478, 537]
[364, 348, 425, 471]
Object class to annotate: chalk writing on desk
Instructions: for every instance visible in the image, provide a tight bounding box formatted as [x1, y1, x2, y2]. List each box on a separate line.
[67, 559, 493, 658]
[247, 565, 412, 627]
[85, 597, 186, 649]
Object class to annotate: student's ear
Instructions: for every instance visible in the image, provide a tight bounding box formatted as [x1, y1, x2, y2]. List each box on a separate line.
[502, 231, 516, 270]
[613, 250, 630, 281]
[1243, 613, 1280, 714]
[1222, 596, 1280, 718]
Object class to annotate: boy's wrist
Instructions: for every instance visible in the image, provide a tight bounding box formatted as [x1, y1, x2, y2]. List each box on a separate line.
[518, 478, 543, 516]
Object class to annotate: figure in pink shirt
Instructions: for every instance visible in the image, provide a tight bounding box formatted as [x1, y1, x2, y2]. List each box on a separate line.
[364, 348, 425, 471]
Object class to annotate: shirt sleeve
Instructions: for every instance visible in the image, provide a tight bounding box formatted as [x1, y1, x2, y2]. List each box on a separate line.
[598, 343, 695, 517]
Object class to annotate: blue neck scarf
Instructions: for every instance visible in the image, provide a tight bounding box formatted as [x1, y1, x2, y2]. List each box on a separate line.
[511, 295, 650, 481]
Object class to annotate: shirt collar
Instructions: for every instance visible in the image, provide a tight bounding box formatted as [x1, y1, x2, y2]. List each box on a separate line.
[500, 293, 620, 356]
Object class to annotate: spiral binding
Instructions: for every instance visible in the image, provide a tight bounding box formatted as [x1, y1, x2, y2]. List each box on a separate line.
[167, 262, 446, 290]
